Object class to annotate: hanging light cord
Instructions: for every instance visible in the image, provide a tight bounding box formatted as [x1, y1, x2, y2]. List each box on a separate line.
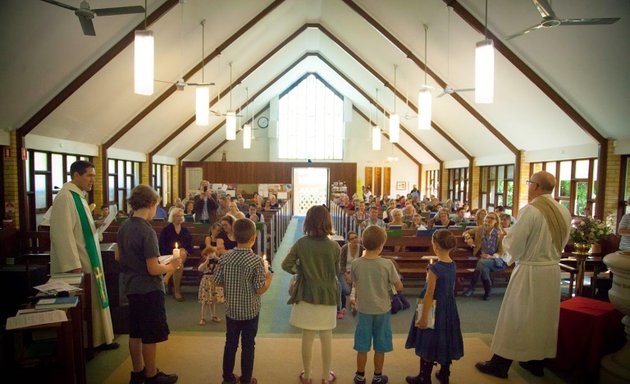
[144, 0, 148, 30]
[484, 0, 489, 39]
[393, 65, 397, 112]
[423, 24, 428, 85]
[200, 20, 205, 82]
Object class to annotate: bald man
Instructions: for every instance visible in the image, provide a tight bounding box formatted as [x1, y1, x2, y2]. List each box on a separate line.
[476, 171, 572, 378]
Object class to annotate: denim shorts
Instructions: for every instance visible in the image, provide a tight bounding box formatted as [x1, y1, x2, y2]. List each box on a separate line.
[353, 311, 393, 353]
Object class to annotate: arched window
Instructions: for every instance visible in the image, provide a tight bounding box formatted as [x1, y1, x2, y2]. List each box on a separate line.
[278, 74, 344, 160]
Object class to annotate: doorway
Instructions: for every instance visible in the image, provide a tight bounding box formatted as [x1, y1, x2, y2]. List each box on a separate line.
[292, 167, 329, 215]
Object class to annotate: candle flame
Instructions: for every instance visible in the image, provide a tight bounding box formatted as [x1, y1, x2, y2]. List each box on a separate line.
[263, 254, 267, 261]
[175, 242, 179, 249]
[429, 258, 434, 264]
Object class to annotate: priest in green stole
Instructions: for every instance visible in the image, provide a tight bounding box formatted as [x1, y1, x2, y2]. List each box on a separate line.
[476, 171, 571, 378]
[50, 160, 116, 349]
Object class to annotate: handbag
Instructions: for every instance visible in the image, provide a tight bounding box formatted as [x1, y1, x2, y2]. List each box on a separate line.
[493, 257, 506, 271]
[390, 287, 410, 314]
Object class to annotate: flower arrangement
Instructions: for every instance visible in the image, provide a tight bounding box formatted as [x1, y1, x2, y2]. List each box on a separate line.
[570, 216, 612, 244]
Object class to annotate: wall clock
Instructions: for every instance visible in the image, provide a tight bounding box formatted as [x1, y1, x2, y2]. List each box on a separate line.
[257, 116, 269, 129]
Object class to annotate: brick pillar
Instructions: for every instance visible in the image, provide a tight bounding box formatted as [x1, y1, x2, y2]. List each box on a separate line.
[440, 163, 447, 201]
[4, 131, 19, 228]
[92, 145, 103, 209]
[470, 160, 480, 210]
[515, 150, 529, 217]
[172, 161, 180, 200]
[603, 139, 620, 226]
[141, 160, 150, 185]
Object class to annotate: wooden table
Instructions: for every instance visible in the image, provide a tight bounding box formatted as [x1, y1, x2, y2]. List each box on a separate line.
[561, 253, 606, 297]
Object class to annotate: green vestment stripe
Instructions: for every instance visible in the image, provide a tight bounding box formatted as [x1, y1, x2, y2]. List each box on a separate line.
[71, 191, 109, 309]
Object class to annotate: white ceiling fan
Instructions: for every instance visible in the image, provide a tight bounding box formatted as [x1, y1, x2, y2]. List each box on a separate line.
[507, 0, 621, 40]
[438, 5, 474, 98]
[41, 0, 145, 36]
[210, 62, 243, 117]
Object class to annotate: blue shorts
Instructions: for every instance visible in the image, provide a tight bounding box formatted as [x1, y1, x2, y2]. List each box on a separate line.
[353, 312, 393, 353]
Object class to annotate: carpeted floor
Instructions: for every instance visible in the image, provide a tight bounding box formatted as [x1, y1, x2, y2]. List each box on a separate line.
[86, 217, 572, 383]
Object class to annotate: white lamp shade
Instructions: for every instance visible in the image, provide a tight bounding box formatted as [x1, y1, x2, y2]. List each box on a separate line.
[418, 88, 432, 130]
[134, 30, 154, 96]
[475, 39, 494, 104]
[226, 112, 236, 140]
[389, 114, 400, 143]
[372, 126, 381, 150]
[195, 86, 209, 126]
[243, 124, 252, 149]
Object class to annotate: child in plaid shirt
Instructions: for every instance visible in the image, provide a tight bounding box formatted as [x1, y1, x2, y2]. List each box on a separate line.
[213, 218, 273, 384]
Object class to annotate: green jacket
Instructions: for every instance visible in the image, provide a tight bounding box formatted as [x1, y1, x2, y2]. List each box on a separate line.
[282, 235, 340, 305]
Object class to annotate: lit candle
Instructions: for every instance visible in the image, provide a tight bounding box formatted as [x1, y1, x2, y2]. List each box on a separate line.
[173, 242, 180, 260]
[262, 253, 269, 273]
[429, 257, 434, 264]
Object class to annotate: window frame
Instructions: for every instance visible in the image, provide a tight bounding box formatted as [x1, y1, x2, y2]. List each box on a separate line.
[479, 164, 515, 215]
[530, 158, 597, 217]
[108, 158, 141, 213]
[151, 162, 172, 208]
[447, 167, 468, 205]
[424, 169, 440, 200]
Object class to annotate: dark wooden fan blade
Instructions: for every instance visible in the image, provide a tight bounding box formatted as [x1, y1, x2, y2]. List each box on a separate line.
[41, 0, 78, 12]
[93, 6, 145, 16]
[77, 15, 96, 36]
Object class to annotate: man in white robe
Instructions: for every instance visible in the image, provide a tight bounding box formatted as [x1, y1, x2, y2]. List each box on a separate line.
[50, 160, 117, 350]
[476, 171, 571, 378]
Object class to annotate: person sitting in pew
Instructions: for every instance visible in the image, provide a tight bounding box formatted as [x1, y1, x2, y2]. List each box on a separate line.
[387, 208, 405, 229]
[433, 209, 455, 228]
[462, 212, 505, 300]
[361, 206, 385, 230]
[158, 207, 191, 302]
[267, 194, 280, 210]
[404, 214, 427, 230]
[246, 204, 262, 222]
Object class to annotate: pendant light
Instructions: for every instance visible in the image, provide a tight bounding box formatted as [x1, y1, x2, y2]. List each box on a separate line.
[226, 62, 236, 140]
[418, 24, 432, 130]
[134, 0, 153, 95]
[475, 0, 494, 103]
[372, 89, 381, 151]
[389, 65, 399, 143]
[195, 20, 209, 126]
[243, 87, 251, 149]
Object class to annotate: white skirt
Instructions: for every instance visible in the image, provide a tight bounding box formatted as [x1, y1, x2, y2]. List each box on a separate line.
[289, 301, 337, 330]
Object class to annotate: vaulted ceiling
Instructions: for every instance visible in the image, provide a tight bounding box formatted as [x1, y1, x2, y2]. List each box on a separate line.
[1, 0, 628, 166]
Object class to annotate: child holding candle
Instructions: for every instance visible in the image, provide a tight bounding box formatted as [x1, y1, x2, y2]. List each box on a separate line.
[116, 185, 182, 384]
[213, 218, 273, 384]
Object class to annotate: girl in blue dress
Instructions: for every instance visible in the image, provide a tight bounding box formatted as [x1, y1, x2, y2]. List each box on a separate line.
[405, 230, 464, 384]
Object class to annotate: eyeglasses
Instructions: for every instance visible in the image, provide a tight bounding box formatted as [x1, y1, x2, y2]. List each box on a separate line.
[526, 180, 538, 186]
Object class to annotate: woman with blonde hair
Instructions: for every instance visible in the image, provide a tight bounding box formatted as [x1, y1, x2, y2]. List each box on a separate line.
[158, 207, 191, 301]
[282, 205, 341, 384]
[462, 212, 505, 300]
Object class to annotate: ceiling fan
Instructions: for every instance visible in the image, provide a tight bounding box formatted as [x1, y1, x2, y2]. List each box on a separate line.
[507, 0, 621, 40]
[42, 0, 145, 36]
[438, 6, 474, 98]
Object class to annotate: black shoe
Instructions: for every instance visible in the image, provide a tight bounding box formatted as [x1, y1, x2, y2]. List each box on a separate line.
[371, 374, 388, 384]
[435, 369, 449, 384]
[96, 342, 120, 351]
[475, 361, 508, 379]
[519, 361, 544, 377]
[462, 288, 474, 297]
[405, 374, 422, 384]
[145, 369, 178, 384]
[130, 368, 145, 384]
